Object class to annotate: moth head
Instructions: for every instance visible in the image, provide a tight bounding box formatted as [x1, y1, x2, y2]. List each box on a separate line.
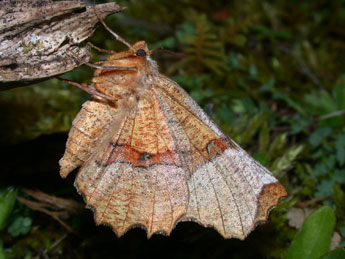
[106, 41, 156, 72]
[106, 41, 152, 69]
[133, 41, 150, 57]
[107, 41, 149, 59]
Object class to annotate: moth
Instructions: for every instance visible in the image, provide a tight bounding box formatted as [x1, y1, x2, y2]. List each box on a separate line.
[59, 13, 287, 240]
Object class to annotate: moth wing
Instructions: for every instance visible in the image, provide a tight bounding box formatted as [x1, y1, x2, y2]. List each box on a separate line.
[152, 75, 287, 239]
[73, 74, 286, 240]
[75, 94, 189, 237]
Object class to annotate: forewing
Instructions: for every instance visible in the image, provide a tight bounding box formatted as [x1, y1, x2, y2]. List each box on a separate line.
[59, 97, 122, 178]
[75, 94, 189, 237]
[72, 74, 286, 240]
[153, 75, 287, 239]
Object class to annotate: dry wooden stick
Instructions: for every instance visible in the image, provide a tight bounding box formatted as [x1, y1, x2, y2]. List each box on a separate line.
[17, 196, 74, 232]
[0, 0, 125, 90]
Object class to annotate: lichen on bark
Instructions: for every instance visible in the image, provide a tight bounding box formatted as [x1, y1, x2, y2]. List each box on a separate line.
[0, 0, 125, 90]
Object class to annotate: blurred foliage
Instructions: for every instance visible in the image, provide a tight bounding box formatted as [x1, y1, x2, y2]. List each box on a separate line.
[0, 188, 17, 231]
[1, 0, 345, 258]
[287, 206, 335, 259]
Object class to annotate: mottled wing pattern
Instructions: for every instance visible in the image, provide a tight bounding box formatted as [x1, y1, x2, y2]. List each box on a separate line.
[152, 75, 287, 239]
[60, 97, 121, 177]
[61, 75, 286, 239]
[74, 93, 189, 237]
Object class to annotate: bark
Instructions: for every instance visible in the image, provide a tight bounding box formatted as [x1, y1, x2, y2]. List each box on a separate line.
[0, 0, 125, 90]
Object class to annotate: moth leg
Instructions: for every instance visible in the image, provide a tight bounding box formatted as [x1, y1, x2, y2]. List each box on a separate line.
[84, 62, 137, 71]
[90, 61, 106, 65]
[88, 42, 115, 54]
[66, 49, 134, 71]
[56, 77, 116, 101]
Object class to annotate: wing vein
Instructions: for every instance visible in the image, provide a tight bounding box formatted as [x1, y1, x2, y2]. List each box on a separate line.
[86, 112, 130, 206]
[204, 163, 227, 235]
[221, 160, 257, 223]
[154, 82, 216, 133]
[152, 88, 199, 218]
[150, 170, 158, 235]
[121, 167, 135, 229]
[96, 114, 132, 222]
[154, 85, 246, 235]
[149, 94, 173, 231]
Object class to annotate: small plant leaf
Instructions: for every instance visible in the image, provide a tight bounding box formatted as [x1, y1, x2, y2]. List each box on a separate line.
[8, 216, 33, 237]
[335, 134, 345, 166]
[304, 91, 337, 115]
[0, 187, 17, 231]
[309, 127, 332, 148]
[271, 145, 304, 175]
[333, 74, 345, 110]
[287, 206, 336, 259]
[267, 133, 287, 159]
[259, 121, 269, 153]
[320, 248, 345, 259]
[0, 242, 5, 259]
[238, 112, 269, 145]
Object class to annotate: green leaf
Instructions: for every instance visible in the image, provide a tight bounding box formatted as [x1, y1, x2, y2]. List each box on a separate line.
[253, 152, 269, 166]
[8, 216, 32, 237]
[259, 121, 269, 153]
[333, 185, 345, 228]
[248, 64, 258, 80]
[320, 249, 345, 259]
[315, 180, 334, 197]
[335, 134, 345, 166]
[251, 24, 291, 40]
[304, 91, 337, 115]
[334, 170, 345, 184]
[309, 127, 332, 148]
[238, 112, 269, 145]
[259, 77, 275, 92]
[287, 206, 336, 259]
[271, 145, 304, 175]
[0, 242, 5, 259]
[333, 74, 345, 109]
[228, 34, 247, 47]
[0, 187, 17, 231]
[291, 114, 312, 134]
[228, 52, 239, 69]
[340, 227, 345, 237]
[267, 133, 287, 159]
[273, 91, 306, 115]
[176, 22, 196, 43]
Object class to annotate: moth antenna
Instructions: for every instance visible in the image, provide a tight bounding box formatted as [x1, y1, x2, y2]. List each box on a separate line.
[93, 6, 135, 52]
[88, 42, 115, 54]
[149, 48, 185, 57]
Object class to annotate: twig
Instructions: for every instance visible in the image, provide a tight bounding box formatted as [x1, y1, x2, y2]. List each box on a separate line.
[17, 196, 74, 233]
[296, 197, 328, 208]
[45, 233, 69, 254]
[21, 188, 84, 215]
[319, 109, 345, 120]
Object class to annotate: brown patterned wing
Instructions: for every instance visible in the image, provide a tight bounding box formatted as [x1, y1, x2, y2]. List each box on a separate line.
[59, 97, 122, 178]
[74, 94, 190, 237]
[65, 75, 286, 239]
[151, 75, 287, 239]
